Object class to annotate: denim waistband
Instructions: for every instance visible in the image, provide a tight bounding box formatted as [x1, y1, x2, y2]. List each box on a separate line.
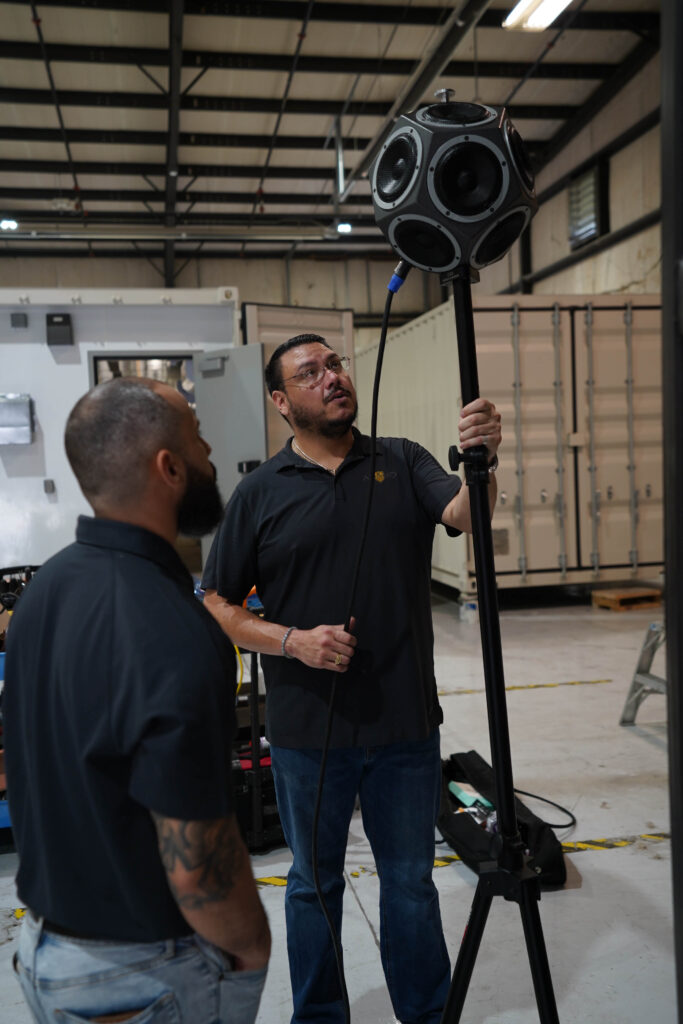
[28, 909, 192, 946]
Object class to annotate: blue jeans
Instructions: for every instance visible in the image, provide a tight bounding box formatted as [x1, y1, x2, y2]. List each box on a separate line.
[14, 910, 267, 1023]
[270, 730, 451, 1024]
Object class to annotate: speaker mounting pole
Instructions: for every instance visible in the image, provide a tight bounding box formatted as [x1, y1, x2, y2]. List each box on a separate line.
[370, 98, 550, 1014]
[439, 263, 560, 1024]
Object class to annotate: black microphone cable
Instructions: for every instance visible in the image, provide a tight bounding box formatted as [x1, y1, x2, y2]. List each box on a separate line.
[310, 259, 411, 1024]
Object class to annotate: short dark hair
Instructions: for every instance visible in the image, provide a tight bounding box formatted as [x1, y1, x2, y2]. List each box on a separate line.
[64, 377, 185, 507]
[264, 333, 331, 395]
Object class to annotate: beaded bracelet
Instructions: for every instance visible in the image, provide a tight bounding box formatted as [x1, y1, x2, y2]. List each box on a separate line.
[281, 626, 295, 659]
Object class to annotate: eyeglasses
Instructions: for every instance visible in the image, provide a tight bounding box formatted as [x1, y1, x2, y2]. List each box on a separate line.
[282, 355, 350, 389]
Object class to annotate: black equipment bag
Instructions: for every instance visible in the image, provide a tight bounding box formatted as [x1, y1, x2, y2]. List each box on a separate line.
[438, 750, 566, 888]
[232, 762, 284, 853]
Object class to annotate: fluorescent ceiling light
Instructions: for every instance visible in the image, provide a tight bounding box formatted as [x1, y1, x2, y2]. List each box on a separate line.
[502, 0, 573, 31]
[336, 222, 353, 234]
[1, 219, 18, 231]
[7, 224, 329, 243]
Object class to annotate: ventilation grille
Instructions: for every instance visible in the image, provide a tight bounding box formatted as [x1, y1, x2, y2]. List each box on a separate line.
[568, 166, 608, 250]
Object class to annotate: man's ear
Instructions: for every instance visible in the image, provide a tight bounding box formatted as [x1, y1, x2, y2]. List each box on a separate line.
[271, 389, 290, 420]
[155, 448, 186, 492]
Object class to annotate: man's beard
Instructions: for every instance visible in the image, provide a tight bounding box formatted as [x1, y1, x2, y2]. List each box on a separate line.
[177, 461, 224, 537]
[289, 395, 358, 439]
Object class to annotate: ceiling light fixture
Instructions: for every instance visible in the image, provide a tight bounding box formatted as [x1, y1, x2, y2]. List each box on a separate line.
[1, 219, 18, 231]
[336, 221, 353, 234]
[502, 0, 573, 31]
[5, 223, 330, 243]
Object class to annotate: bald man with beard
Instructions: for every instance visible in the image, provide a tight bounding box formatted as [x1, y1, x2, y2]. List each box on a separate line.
[4, 377, 270, 1024]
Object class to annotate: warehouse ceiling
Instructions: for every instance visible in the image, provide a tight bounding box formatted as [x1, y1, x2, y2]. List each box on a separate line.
[0, 0, 661, 276]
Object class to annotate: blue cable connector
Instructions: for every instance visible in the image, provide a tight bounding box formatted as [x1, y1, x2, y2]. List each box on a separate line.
[387, 259, 410, 293]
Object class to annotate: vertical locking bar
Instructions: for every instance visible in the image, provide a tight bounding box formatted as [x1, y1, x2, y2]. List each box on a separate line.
[552, 303, 567, 578]
[511, 304, 527, 581]
[585, 304, 600, 575]
[624, 302, 639, 572]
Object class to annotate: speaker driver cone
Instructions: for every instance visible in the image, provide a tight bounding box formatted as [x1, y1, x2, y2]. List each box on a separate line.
[373, 128, 422, 209]
[428, 135, 510, 223]
[505, 123, 535, 195]
[417, 102, 496, 127]
[388, 215, 461, 273]
[472, 208, 530, 269]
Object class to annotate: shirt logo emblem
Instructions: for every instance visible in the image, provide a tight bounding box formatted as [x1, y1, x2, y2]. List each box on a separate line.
[374, 470, 385, 483]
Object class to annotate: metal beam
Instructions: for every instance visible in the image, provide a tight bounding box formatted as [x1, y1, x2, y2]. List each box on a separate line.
[661, 1, 683, 1016]
[537, 37, 660, 169]
[0, 159, 340, 179]
[27, 1, 86, 229]
[164, 0, 183, 284]
[0, 88, 587, 123]
[0, 186, 354, 205]
[5, 223, 382, 242]
[0, 87, 387, 116]
[5, 210, 378, 228]
[1, 1, 661, 34]
[0, 111, 575, 147]
[339, 0, 495, 201]
[0, 42, 617, 80]
[515, 208, 661, 289]
[0, 126, 374, 149]
[0, 241, 394, 257]
[535, 107, 660, 206]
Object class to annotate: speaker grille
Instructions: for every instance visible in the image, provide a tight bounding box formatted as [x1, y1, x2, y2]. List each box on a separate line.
[389, 215, 460, 272]
[472, 208, 530, 268]
[505, 123, 535, 195]
[417, 102, 495, 127]
[373, 129, 421, 209]
[426, 135, 510, 225]
[433, 141, 505, 219]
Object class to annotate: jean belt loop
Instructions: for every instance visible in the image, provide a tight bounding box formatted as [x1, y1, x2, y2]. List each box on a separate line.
[28, 909, 45, 939]
[28, 910, 44, 978]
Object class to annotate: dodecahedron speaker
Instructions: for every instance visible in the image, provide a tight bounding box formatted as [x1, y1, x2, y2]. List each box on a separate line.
[371, 101, 537, 274]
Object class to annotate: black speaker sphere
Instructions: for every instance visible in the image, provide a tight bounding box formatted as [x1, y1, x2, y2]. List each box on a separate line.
[371, 101, 537, 274]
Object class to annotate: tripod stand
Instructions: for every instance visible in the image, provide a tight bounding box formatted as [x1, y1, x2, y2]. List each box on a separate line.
[440, 267, 560, 1024]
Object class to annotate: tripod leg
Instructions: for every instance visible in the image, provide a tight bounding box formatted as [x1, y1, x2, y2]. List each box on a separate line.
[440, 879, 493, 1024]
[519, 881, 560, 1024]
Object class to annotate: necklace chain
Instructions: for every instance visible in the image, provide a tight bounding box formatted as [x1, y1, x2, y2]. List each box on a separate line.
[292, 438, 336, 474]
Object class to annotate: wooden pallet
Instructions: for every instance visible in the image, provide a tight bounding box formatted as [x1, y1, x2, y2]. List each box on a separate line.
[591, 587, 662, 612]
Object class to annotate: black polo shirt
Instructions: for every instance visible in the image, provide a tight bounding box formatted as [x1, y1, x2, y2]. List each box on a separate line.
[3, 516, 237, 942]
[202, 429, 461, 749]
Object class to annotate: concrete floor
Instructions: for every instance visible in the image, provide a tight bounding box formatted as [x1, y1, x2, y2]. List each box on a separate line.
[0, 593, 674, 1023]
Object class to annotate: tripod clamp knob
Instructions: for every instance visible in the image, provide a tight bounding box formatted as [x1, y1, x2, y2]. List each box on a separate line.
[448, 444, 492, 485]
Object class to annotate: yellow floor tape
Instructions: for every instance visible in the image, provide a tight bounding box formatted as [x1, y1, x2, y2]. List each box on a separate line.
[9, 829, 668, 906]
[253, 831, 670, 887]
[438, 678, 612, 697]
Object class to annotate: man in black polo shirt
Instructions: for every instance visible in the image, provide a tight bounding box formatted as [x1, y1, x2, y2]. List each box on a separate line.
[202, 334, 501, 1024]
[4, 377, 270, 1024]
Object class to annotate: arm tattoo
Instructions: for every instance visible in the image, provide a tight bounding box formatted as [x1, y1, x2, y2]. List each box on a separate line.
[153, 814, 244, 909]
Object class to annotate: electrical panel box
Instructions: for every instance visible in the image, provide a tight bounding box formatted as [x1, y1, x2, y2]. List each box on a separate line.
[46, 312, 73, 345]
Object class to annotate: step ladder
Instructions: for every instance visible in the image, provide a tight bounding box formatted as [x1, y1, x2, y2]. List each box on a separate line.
[619, 622, 667, 726]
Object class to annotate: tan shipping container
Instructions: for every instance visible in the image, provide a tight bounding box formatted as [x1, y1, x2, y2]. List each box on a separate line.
[355, 294, 662, 597]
